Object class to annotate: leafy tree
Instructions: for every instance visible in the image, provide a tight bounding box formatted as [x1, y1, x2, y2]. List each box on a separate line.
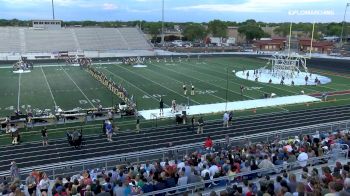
[148, 23, 162, 43]
[326, 23, 343, 36]
[274, 23, 291, 37]
[208, 19, 227, 38]
[183, 24, 206, 41]
[238, 24, 267, 43]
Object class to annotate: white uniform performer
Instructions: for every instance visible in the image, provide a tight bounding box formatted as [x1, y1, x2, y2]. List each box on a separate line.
[191, 84, 195, 95]
[183, 84, 187, 95]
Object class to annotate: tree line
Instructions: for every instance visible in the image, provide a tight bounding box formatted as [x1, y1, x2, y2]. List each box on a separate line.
[0, 18, 348, 43]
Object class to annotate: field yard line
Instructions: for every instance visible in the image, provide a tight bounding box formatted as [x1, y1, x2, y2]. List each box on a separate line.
[198, 61, 298, 95]
[202, 60, 335, 94]
[153, 62, 260, 103]
[174, 62, 289, 111]
[114, 64, 201, 104]
[207, 59, 321, 94]
[40, 66, 57, 107]
[140, 65, 226, 102]
[61, 66, 95, 108]
[317, 85, 338, 91]
[163, 62, 255, 99]
[102, 67, 170, 107]
[17, 73, 21, 110]
[309, 68, 350, 79]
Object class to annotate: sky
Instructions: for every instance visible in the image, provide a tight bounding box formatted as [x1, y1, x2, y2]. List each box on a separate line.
[0, 0, 349, 23]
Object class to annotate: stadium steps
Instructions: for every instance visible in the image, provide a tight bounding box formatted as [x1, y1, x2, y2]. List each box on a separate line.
[70, 29, 81, 51]
[0, 105, 349, 171]
[0, 27, 152, 53]
[19, 28, 26, 54]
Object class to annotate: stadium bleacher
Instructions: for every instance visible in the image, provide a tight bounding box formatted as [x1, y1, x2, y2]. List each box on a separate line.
[0, 105, 350, 172]
[0, 113, 349, 196]
[0, 27, 21, 53]
[0, 27, 152, 54]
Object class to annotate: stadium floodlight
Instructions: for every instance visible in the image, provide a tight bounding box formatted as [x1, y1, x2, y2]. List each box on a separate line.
[340, 3, 350, 47]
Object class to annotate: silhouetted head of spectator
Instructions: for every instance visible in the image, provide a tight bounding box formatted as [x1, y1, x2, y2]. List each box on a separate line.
[276, 176, 283, 183]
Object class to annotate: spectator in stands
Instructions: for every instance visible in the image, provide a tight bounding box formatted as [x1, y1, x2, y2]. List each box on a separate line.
[326, 181, 344, 196]
[340, 178, 350, 195]
[12, 123, 350, 196]
[96, 185, 111, 196]
[258, 155, 274, 170]
[204, 136, 213, 152]
[201, 164, 210, 179]
[274, 176, 283, 194]
[223, 112, 229, 128]
[105, 121, 113, 142]
[287, 173, 297, 193]
[297, 148, 308, 167]
[228, 112, 233, 126]
[242, 179, 249, 195]
[259, 175, 273, 189]
[136, 117, 140, 133]
[9, 161, 19, 181]
[25, 171, 37, 196]
[41, 127, 48, 146]
[92, 179, 102, 195]
[177, 171, 188, 188]
[209, 163, 219, 180]
[38, 173, 50, 196]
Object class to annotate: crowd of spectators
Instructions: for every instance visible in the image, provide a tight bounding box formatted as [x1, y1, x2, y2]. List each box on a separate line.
[1, 129, 350, 196]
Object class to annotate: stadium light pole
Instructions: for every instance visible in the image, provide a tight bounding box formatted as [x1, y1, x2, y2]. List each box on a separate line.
[225, 67, 229, 111]
[51, 0, 55, 20]
[161, 0, 165, 46]
[340, 3, 350, 47]
[110, 75, 114, 108]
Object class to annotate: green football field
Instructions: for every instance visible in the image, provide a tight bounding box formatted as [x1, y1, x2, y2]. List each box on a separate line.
[0, 56, 350, 117]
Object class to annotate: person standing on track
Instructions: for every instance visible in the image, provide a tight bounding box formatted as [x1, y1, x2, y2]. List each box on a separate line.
[159, 98, 164, 116]
[191, 116, 195, 131]
[183, 83, 187, 95]
[135, 117, 140, 133]
[223, 112, 229, 128]
[197, 116, 204, 134]
[171, 99, 177, 113]
[41, 127, 48, 146]
[228, 111, 233, 126]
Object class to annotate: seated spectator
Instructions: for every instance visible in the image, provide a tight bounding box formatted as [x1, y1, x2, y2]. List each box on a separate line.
[287, 173, 297, 193]
[204, 136, 213, 151]
[297, 148, 308, 167]
[274, 176, 283, 194]
[258, 155, 274, 170]
[177, 172, 188, 187]
[326, 181, 344, 196]
[209, 163, 219, 179]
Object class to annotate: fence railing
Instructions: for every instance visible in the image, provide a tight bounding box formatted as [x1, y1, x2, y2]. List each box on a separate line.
[0, 120, 349, 181]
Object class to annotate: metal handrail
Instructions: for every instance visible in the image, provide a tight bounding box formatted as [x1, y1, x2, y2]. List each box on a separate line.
[0, 120, 348, 178]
